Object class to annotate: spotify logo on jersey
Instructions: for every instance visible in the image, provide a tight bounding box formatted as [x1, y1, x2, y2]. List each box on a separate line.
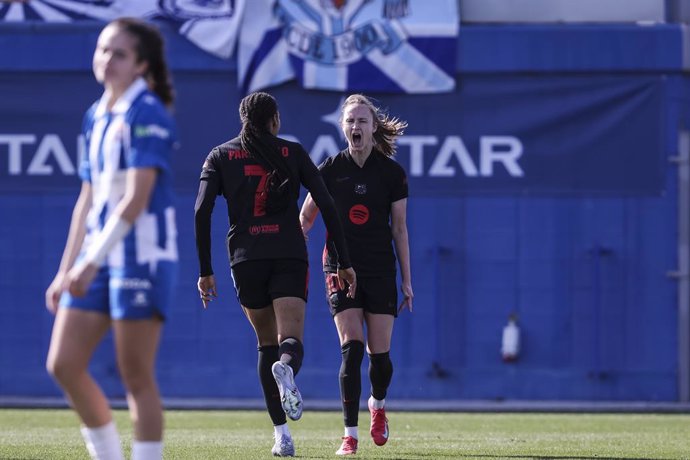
[349, 204, 369, 225]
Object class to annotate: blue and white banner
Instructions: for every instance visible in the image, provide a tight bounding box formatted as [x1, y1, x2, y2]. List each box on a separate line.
[1, 0, 458, 93]
[0, 0, 246, 58]
[238, 0, 458, 94]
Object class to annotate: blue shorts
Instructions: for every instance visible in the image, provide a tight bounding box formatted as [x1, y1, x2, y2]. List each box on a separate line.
[60, 261, 178, 320]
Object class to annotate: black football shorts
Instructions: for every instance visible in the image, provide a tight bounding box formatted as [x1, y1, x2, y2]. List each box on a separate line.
[324, 274, 398, 317]
[232, 259, 309, 309]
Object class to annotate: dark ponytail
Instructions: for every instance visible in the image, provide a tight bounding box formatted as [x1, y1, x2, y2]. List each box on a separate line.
[112, 17, 175, 107]
[239, 92, 294, 215]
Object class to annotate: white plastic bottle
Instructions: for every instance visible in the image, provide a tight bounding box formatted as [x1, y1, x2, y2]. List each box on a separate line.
[501, 313, 520, 362]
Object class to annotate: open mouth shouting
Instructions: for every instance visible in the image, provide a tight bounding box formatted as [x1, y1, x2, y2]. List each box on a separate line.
[351, 132, 363, 149]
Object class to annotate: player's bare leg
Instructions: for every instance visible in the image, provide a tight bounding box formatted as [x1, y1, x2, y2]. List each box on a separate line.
[47, 308, 112, 427]
[114, 317, 163, 459]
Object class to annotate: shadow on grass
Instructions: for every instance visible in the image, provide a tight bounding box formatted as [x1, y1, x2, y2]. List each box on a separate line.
[382, 453, 670, 460]
[457, 457, 668, 460]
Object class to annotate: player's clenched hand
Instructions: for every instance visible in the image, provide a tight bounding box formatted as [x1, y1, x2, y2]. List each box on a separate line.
[45, 272, 67, 314]
[337, 267, 357, 299]
[198, 275, 217, 309]
[66, 263, 99, 298]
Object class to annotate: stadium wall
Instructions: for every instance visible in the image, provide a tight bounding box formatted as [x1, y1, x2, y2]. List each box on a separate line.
[0, 22, 687, 402]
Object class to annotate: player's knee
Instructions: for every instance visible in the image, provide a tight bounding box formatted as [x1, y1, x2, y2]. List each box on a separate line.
[120, 372, 154, 395]
[368, 351, 393, 378]
[45, 357, 61, 381]
[46, 355, 78, 385]
[118, 361, 154, 394]
[340, 340, 365, 378]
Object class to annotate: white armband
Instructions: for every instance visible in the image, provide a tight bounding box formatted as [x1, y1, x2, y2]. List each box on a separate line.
[83, 216, 132, 267]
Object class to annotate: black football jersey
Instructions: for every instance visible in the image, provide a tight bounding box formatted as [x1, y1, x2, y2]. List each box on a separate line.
[319, 149, 408, 276]
[195, 136, 350, 276]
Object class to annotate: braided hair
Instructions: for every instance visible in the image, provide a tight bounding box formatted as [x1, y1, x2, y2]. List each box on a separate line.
[239, 92, 293, 214]
[112, 17, 175, 107]
[340, 94, 407, 157]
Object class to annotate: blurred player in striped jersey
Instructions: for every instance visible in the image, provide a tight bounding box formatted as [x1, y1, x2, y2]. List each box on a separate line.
[45, 17, 178, 460]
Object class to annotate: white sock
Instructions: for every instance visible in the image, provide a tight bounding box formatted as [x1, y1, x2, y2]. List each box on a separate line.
[344, 426, 358, 439]
[80, 421, 124, 460]
[131, 440, 163, 460]
[369, 395, 385, 409]
[274, 423, 290, 438]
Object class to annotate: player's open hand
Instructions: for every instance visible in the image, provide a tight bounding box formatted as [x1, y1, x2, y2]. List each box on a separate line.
[198, 275, 217, 309]
[398, 282, 413, 313]
[337, 267, 357, 299]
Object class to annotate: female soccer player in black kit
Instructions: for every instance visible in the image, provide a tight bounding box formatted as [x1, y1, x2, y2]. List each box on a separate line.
[194, 92, 356, 457]
[300, 94, 413, 456]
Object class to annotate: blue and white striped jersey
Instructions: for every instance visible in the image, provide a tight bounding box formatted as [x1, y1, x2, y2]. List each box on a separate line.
[79, 77, 178, 269]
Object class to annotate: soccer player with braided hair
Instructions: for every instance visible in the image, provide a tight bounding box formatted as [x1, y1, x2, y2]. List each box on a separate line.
[300, 94, 413, 456]
[194, 91, 356, 457]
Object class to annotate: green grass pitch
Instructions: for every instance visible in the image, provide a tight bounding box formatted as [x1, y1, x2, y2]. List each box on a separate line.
[0, 408, 689, 459]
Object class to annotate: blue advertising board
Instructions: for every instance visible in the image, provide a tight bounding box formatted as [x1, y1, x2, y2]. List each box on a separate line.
[0, 74, 666, 196]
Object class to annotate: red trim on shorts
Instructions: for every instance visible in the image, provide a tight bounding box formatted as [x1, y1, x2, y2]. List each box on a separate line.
[304, 265, 310, 298]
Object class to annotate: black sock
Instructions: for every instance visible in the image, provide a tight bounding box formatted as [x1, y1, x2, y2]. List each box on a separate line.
[257, 345, 286, 425]
[279, 337, 304, 376]
[340, 340, 364, 427]
[368, 351, 393, 401]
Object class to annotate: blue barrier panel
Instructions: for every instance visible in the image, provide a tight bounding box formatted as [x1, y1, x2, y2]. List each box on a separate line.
[0, 71, 680, 400]
[0, 21, 684, 401]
